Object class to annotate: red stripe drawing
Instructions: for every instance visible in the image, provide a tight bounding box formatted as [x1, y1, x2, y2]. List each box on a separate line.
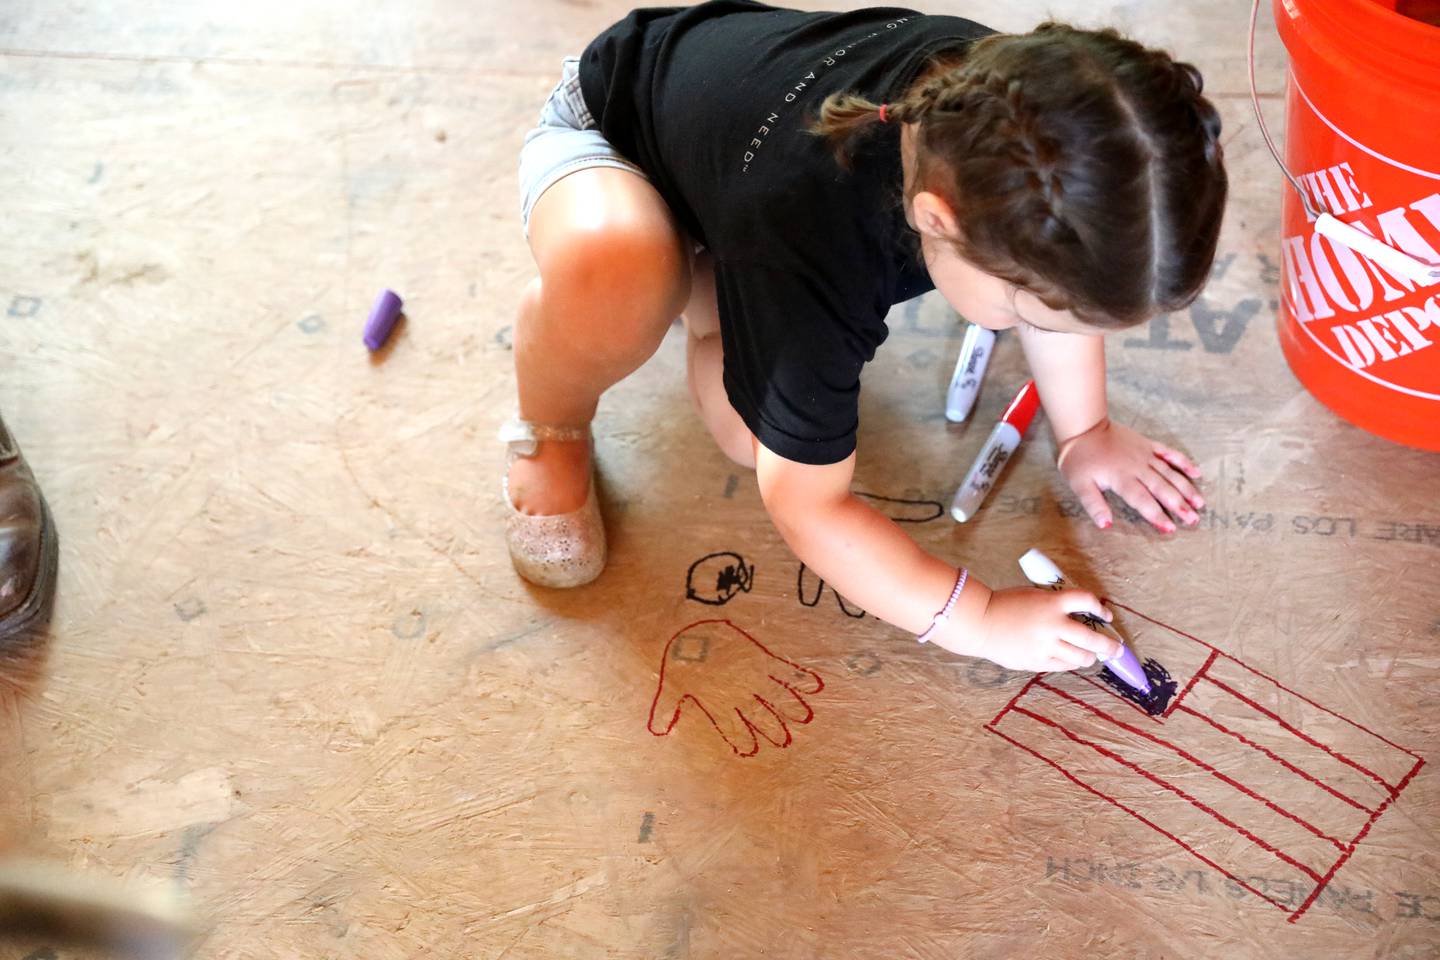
[985, 601, 1424, 923]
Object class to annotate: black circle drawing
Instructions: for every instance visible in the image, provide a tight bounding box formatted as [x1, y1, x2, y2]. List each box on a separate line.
[685, 551, 755, 606]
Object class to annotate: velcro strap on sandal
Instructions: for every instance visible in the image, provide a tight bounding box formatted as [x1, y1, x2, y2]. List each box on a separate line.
[498, 417, 588, 457]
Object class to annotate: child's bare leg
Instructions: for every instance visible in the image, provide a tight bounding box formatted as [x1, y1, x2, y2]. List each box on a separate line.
[510, 167, 692, 515]
[683, 252, 757, 470]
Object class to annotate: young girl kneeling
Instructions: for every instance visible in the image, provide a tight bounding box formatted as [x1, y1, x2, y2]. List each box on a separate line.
[503, 1, 1226, 674]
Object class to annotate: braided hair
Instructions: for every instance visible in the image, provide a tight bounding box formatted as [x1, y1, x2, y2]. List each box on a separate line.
[811, 23, 1227, 328]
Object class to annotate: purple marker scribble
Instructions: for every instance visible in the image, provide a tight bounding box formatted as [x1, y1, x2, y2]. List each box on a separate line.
[1098, 657, 1177, 716]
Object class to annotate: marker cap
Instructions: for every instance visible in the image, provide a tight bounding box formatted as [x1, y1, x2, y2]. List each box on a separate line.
[364, 288, 404, 351]
[1001, 379, 1041, 434]
[1018, 548, 1065, 586]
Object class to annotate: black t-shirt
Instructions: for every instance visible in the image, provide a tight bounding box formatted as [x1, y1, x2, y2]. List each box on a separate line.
[580, 2, 995, 464]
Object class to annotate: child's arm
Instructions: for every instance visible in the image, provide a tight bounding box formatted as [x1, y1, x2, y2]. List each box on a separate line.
[1018, 325, 1206, 532]
[1017, 325, 1109, 444]
[754, 443, 1121, 671]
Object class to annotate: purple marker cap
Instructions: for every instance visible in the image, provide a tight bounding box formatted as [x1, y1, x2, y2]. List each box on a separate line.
[363, 289, 403, 351]
[1105, 643, 1152, 695]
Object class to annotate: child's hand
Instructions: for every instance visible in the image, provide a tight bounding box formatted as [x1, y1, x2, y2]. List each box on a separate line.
[932, 586, 1121, 673]
[1057, 418, 1204, 533]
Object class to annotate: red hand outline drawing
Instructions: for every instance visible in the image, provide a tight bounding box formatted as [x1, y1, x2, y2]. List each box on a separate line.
[648, 619, 824, 757]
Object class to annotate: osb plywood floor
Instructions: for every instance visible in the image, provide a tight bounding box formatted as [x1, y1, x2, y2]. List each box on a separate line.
[2, 2, 1438, 958]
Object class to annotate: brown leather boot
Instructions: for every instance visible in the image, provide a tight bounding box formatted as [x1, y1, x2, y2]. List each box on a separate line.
[0, 415, 58, 645]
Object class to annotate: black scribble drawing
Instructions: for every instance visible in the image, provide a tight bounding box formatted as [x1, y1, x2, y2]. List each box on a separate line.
[793, 492, 944, 618]
[854, 491, 945, 523]
[686, 551, 755, 606]
[797, 563, 866, 619]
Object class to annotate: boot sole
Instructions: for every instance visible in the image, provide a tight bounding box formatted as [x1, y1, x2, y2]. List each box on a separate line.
[0, 494, 58, 641]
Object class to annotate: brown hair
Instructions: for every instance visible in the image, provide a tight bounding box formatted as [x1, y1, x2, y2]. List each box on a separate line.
[811, 24, 1228, 328]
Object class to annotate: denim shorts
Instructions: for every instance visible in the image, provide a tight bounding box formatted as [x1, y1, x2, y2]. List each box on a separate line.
[517, 57, 649, 238]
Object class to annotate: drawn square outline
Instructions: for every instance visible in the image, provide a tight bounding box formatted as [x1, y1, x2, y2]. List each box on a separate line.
[985, 601, 1425, 923]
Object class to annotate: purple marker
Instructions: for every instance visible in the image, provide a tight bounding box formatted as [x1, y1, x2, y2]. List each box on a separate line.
[363, 289, 403, 351]
[1017, 548, 1152, 695]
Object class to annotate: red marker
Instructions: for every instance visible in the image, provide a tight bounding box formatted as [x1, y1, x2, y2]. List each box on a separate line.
[949, 379, 1041, 522]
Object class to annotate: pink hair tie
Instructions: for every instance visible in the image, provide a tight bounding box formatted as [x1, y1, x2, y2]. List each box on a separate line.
[878, 103, 889, 123]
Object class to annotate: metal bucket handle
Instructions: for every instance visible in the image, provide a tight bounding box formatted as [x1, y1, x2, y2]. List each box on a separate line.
[1246, 0, 1440, 282]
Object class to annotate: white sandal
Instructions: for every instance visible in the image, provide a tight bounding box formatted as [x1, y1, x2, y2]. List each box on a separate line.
[499, 417, 607, 588]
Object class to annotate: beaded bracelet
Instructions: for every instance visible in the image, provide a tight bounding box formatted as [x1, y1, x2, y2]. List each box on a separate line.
[916, 567, 969, 644]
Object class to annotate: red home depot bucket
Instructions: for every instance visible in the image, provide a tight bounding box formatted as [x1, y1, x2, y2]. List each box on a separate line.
[1274, 0, 1440, 450]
